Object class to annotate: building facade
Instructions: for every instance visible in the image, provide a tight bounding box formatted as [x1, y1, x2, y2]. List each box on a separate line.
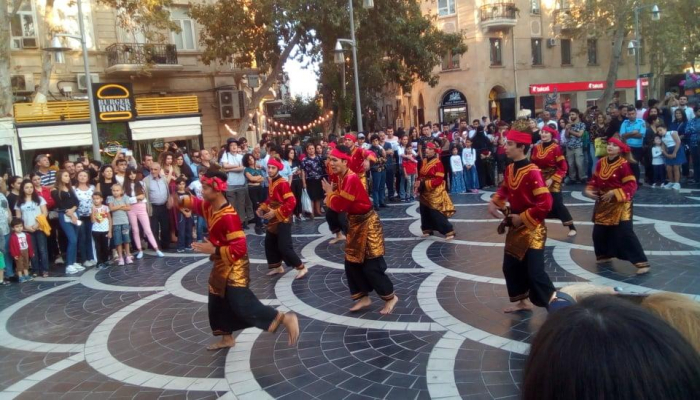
[394, 0, 644, 128]
[6, 0, 273, 175]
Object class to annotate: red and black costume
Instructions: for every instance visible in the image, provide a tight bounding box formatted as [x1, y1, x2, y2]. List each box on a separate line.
[490, 130, 556, 308]
[346, 134, 377, 191]
[586, 138, 648, 270]
[325, 149, 395, 302]
[530, 130, 575, 228]
[417, 143, 455, 237]
[259, 159, 304, 271]
[181, 177, 284, 336]
[325, 149, 348, 236]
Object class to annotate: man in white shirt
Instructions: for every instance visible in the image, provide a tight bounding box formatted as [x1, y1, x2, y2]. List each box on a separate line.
[220, 138, 252, 229]
[537, 111, 552, 130]
[672, 95, 695, 121]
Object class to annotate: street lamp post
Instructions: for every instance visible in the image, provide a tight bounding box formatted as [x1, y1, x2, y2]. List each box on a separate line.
[334, 0, 373, 133]
[632, 4, 660, 101]
[43, 0, 101, 160]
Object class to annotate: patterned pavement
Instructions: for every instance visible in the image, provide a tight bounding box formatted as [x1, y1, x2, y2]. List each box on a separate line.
[1, 183, 699, 400]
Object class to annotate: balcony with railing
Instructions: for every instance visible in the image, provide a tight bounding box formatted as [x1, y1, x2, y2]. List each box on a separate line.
[105, 43, 184, 75]
[13, 96, 199, 124]
[479, 3, 518, 31]
[553, 9, 578, 33]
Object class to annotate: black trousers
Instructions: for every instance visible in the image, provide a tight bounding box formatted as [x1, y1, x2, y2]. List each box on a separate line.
[440, 155, 452, 189]
[345, 256, 395, 301]
[592, 221, 648, 266]
[548, 192, 574, 226]
[630, 147, 644, 183]
[291, 179, 303, 216]
[265, 222, 303, 269]
[248, 185, 265, 228]
[208, 287, 281, 336]
[149, 204, 171, 250]
[503, 249, 556, 308]
[92, 231, 110, 264]
[326, 208, 348, 235]
[385, 164, 396, 199]
[419, 203, 454, 236]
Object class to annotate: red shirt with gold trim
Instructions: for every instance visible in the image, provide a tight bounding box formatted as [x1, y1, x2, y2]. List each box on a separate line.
[326, 170, 373, 215]
[491, 159, 553, 230]
[586, 156, 637, 202]
[418, 156, 445, 191]
[530, 142, 567, 183]
[262, 175, 296, 221]
[348, 146, 377, 175]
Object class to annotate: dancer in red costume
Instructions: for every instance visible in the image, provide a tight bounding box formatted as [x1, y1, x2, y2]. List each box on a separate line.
[322, 145, 398, 315]
[177, 170, 299, 350]
[258, 158, 308, 278]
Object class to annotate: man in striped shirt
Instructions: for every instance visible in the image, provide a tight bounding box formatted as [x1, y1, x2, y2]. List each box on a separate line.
[34, 155, 56, 188]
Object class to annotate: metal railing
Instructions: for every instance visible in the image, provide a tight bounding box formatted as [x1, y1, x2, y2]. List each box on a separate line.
[479, 3, 518, 21]
[106, 43, 179, 67]
[14, 96, 199, 124]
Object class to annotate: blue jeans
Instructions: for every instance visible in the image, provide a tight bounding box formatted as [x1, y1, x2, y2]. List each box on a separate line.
[402, 173, 416, 200]
[385, 164, 396, 199]
[196, 215, 207, 242]
[371, 170, 386, 206]
[58, 212, 79, 266]
[29, 231, 49, 273]
[77, 216, 94, 262]
[464, 165, 480, 190]
[3, 233, 14, 278]
[177, 213, 193, 250]
[653, 164, 665, 185]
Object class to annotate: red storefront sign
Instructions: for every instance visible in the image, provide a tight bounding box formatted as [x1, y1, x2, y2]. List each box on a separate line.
[529, 79, 649, 94]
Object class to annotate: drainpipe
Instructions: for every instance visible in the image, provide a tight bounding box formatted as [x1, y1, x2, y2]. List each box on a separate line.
[511, 28, 519, 114]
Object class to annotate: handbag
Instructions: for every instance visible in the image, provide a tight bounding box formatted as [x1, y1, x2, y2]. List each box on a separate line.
[594, 138, 608, 157]
[301, 189, 313, 215]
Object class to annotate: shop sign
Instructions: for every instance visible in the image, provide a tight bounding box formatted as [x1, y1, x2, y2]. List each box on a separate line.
[92, 83, 137, 122]
[529, 79, 649, 94]
[103, 141, 122, 157]
[441, 90, 467, 107]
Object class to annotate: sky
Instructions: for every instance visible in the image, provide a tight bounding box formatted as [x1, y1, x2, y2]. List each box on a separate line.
[284, 51, 319, 99]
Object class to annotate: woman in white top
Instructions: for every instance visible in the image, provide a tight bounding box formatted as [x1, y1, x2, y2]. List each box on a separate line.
[461, 138, 480, 193]
[124, 167, 163, 258]
[14, 179, 49, 277]
[74, 171, 96, 266]
[658, 124, 686, 190]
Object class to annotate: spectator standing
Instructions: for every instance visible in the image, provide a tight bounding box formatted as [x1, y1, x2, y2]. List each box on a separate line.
[220, 139, 250, 229]
[113, 158, 128, 185]
[73, 171, 95, 267]
[188, 167, 206, 242]
[620, 108, 648, 183]
[300, 143, 325, 217]
[565, 109, 587, 183]
[672, 95, 695, 122]
[52, 170, 82, 273]
[90, 192, 111, 269]
[15, 179, 49, 277]
[34, 155, 56, 188]
[669, 108, 689, 179]
[369, 134, 387, 209]
[449, 146, 465, 193]
[143, 163, 171, 251]
[382, 130, 399, 201]
[0, 188, 11, 283]
[174, 177, 193, 253]
[283, 148, 303, 222]
[401, 147, 417, 202]
[659, 124, 686, 191]
[124, 167, 163, 258]
[651, 136, 665, 187]
[590, 113, 609, 160]
[243, 154, 265, 234]
[176, 153, 194, 184]
[96, 165, 117, 204]
[9, 218, 32, 282]
[686, 107, 700, 185]
[109, 183, 133, 265]
[140, 154, 153, 178]
[462, 138, 479, 193]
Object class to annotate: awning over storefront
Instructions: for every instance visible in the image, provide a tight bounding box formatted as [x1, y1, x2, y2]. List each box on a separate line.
[17, 123, 93, 150]
[129, 116, 201, 141]
[0, 118, 15, 147]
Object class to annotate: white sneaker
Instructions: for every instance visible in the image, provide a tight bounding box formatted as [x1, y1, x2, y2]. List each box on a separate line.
[673, 183, 681, 191]
[83, 260, 96, 267]
[65, 265, 79, 274]
[136, 251, 143, 259]
[663, 183, 673, 189]
[72, 263, 85, 271]
[156, 250, 164, 258]
[55, 256, 64, 265]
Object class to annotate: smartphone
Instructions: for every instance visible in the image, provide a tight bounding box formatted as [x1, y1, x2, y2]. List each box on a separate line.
[126, 150, 133, 157]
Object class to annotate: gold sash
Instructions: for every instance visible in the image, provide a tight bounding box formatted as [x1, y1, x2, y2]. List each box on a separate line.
[593, 195, 632, 226]
[346, 210, 385, 264]
[505, 223, 546, 261]
[208, 254, 250, 297]
[540, 167, 561, 193]
[419, 182, 456, 217]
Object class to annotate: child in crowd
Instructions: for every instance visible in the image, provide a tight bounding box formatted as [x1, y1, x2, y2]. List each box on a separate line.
[462, 138, 479, 193]
[9, 218, 32, 282]
[91, 192, 112, 269]
[450, 146, 466, 193]
[402, 147, 418, 202]
[109, 184, 132, 265]
[651, 136, 665, 188]
[188, 167, 206, 242]
[175, 176, 194, 252]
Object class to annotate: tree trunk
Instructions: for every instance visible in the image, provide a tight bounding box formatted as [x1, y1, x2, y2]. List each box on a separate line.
[235, 30, 302, 136]
[600, 24, 626, 109]
[37, 0, 55, 96]
[0, 0, 17, 117]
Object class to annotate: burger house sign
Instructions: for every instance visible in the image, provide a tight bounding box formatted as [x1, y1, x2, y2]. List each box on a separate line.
[92, 83, 137, 122]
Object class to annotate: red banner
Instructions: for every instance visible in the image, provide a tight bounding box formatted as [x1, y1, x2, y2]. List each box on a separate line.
[529, 79, 648, 94]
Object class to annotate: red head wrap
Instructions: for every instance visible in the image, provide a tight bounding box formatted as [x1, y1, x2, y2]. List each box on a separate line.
[330, 148, 351, 161]
[607, 137, 630, 154]
[542, 126, 558, 136]
[344, 134, 357, 143]
[267, 158, 284, 171]
[506, 130, 532, 145]
[201, 176, 228, 192]
[329, 142, 337, 149]
[424, 142, 438, 150]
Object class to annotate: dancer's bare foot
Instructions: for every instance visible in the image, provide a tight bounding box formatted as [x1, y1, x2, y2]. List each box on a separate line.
[636, 267, 650, 275]
[267, 266, 285, 276]
[503, 299, 534, 313]
[207, 335, 235, 351]
[295, 266, 308, 280]
[349, 296, 372, 312]
[283, 312, 299, 346]
[445, 234, 455, 241]
[329, 234, 346, 244]
[596, 257, 613, 265]
[380, 296, 399, 315]
[567, 230, 577, 237]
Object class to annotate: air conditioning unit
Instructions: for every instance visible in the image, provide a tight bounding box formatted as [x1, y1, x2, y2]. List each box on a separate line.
[547, 38, 557, 48]
[77, 73, 100, 91]
[10, 74, 35, 92]
[218, 89, 241, 120]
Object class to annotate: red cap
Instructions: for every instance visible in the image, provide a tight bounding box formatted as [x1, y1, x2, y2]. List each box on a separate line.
[506, 130, 532, 145]
[607, 137, 630, 154]
[267, 158, 284, 171]
[329, 142, 337, 149]
[541, 126, 558, 136]
[425, 142, 438, 150]
[344, 134, 357, 143]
